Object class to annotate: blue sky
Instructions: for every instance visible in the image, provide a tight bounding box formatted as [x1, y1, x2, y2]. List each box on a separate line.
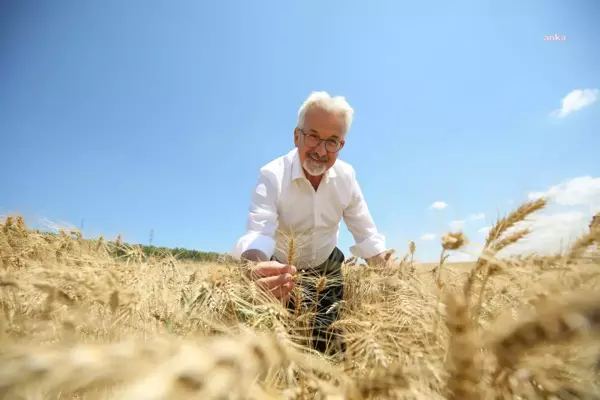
[2, 1, 599, 262]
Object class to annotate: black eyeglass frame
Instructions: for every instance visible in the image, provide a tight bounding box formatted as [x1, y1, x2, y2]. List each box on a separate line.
[296, 128, 345, 153]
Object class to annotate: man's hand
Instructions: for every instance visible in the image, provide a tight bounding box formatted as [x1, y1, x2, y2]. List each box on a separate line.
[248, 261, 297, 301]
[365, 250, 394, 268]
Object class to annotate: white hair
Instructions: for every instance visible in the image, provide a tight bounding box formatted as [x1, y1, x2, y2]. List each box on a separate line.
[297, 91, 354, 135]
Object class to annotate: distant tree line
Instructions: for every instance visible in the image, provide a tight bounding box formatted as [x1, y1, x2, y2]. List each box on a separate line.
[136, 244, 231, 263]
[33, 230, 236, 263]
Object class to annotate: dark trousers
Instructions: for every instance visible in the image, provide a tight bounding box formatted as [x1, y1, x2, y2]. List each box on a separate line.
[275, 247, 346, 354]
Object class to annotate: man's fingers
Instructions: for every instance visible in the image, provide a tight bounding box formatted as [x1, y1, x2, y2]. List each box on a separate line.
[253, 263, 297, 278]
[257, 273, 293, 290]
[255, 275, 295, 300]
[269, 280, 295, 300]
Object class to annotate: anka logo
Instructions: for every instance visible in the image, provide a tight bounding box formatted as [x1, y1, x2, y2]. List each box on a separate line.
[544, 33, 567, 41]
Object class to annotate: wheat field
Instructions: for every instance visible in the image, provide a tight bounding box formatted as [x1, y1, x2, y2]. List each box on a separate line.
[1, 197, 599, 400]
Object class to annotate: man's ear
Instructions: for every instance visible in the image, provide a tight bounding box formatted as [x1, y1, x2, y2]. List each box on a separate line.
[294, 128, 299, 147]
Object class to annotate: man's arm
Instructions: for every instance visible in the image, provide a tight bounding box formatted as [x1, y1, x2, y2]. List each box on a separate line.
[231, 169, 279, 262]
[343, 168, 388, 266]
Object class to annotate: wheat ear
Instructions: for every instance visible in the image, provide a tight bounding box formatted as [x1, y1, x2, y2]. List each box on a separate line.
[464, 199, 547, 332]
[566, 228, 599, 263]
[444, 290, 481, 400]
[464, 197, 547, 298]
[488, 292, 600, 375]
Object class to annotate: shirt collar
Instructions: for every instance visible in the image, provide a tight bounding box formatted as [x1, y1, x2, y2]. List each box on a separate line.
[291, 148, 337, 181]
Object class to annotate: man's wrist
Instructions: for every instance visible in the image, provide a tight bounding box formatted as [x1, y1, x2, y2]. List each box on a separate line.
[365, 251, 387, 267]
[239, 249, 269, 278]
[241, 249, 269, 262]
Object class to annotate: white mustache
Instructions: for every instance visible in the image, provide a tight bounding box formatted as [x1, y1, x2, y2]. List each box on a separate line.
[309, 153, 328, 162]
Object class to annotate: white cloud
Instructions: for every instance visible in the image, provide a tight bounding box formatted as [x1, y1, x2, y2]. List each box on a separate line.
[528, 176, 600, 208]
[445, 242, 485, 263]
[500, 211, 587, 256]
[430, 201, 448, 210]
[446, 252, 476, 263]
[415, 177, 598, 262]
[469, 213, 485, 220]
[551, 88, 598, 118]
[447, 213, 484, 232]
[499, 176, 600, 256]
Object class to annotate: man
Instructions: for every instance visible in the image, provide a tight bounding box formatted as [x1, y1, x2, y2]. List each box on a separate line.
[231, 91, 389, 354]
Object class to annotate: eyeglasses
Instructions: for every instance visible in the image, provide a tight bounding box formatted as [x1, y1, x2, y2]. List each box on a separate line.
[298, 129, 344, 153]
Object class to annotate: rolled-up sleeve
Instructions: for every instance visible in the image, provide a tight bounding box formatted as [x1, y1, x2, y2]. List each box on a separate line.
[231, 169, 279, 260]
[343, 169, 387, 260]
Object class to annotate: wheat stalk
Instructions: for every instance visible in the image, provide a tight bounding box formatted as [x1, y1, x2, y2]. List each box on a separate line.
[1, 213, 598, 399]
[443, 291, 481, 400]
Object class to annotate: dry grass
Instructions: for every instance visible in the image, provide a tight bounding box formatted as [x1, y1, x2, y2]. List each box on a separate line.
[0, 198, 599, 399]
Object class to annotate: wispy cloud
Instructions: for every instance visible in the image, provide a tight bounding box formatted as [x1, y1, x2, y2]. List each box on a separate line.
[446, 252, 475, 263]
[439, 177, 599, 261]
[551, 88, 598, 118]
[430, 201, 447, 210]
[478, 226, 491, 235]
[445, 242, 485, 263]
[448, 213, 485, 231]
[413, 178, 598, 262]
[500, 211, 587, 256]
[499, 176, 600, 256]
[528, 176, 600, 207]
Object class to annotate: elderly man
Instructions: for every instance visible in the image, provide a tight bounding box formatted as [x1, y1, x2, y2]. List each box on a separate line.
[232, 91, 389, 354]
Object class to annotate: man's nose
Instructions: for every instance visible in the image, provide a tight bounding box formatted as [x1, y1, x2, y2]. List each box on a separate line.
[315, 141, 327, 157]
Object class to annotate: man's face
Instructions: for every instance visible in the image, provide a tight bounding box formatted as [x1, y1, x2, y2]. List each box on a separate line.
[294, 108, 346, 177]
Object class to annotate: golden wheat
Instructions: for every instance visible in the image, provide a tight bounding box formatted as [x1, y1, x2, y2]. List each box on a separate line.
[0, 201, 599, 399]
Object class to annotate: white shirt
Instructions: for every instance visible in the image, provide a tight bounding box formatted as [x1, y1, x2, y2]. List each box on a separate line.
[231, 148, 386, 269]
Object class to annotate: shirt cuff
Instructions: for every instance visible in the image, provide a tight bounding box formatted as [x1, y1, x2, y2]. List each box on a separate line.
[349, 233, 387, 260]
[231, 232, 276, 261]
